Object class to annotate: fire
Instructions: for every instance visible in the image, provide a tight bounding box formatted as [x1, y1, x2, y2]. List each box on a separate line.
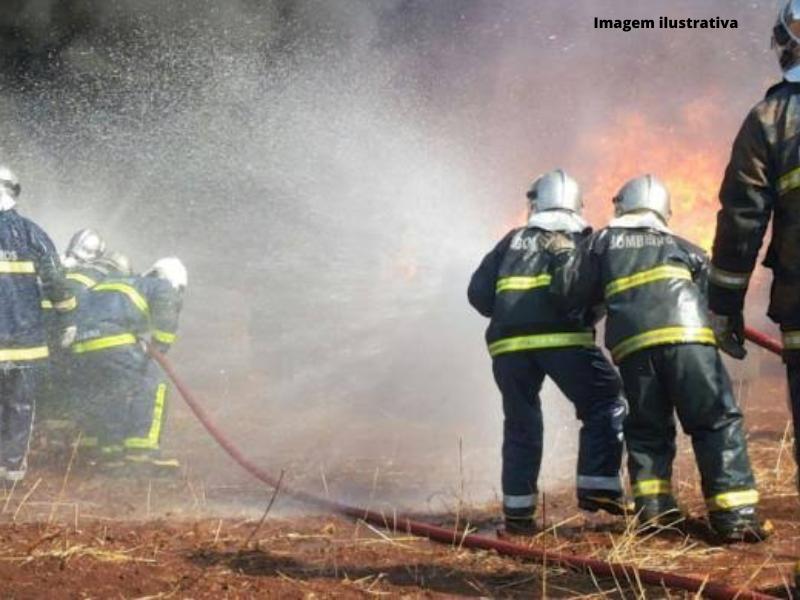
[581, 98, 728, 251]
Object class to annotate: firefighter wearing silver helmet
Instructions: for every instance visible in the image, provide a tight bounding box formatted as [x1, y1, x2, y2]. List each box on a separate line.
[67, 256, 185, 474]
[707, 0, 800, 552]
[0, 164, 76, 481]
[550, 175, 769, 543]
[63, 228, 106, 268]
[468, 169, 629, 534]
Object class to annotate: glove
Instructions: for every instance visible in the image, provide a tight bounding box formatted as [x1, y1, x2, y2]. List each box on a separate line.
[544, 232, 576, 254]
[710, 312, 747, 360]
[59, 325, 77, 349]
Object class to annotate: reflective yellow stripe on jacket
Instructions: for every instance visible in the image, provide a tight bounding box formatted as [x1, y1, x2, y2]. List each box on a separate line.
[632, 479, 671, 498]
[0, 260, 35, 274]
[0, 346, 49, 361]
[72, 333, 138, 354]
[93, 283, 150, 315]
[488, 332, 594, 357]
[605, 265, 692, 298]
[495, 274, 552, 293]
[611, 326, 716, 363]
[706, 489, 759, 512]
[124, 383, 167, 450]
[40, 297, 77, 311]
[152, 329, 176, 345]
[779, 166, 800, 195]
[67, 272, 97, 288]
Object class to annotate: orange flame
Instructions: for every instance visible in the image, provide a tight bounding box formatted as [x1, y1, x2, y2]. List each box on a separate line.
[581, 98, 727, 251]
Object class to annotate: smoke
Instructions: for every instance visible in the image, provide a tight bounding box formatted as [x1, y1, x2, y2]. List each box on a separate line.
[0, 0, 782, 511]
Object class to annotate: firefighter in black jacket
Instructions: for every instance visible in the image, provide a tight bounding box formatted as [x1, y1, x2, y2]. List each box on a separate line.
[468, 169, 628, 535]
[550, 174, 769, 543]
[0, 166, 76, 481]
[709, 0, 800, 495]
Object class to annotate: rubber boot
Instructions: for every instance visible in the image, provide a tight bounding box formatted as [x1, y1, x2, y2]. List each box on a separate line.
[635, 495, 684, 530]
[708, 506, 772, 544]
[503, 505, 537, 536]
[578, 489, 634, 516]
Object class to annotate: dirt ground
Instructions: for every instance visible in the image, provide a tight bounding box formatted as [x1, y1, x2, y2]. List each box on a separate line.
[1, 366, 799, 598]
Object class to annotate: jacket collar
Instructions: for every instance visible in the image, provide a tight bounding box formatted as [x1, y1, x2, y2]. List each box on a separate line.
[527, 209, 589, 234]
[608, 211, 672, 234]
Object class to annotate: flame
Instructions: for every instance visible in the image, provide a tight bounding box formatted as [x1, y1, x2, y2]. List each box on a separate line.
[582, 98, 727, 251]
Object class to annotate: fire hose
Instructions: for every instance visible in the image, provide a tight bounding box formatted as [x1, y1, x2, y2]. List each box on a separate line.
[147, 341, 784, 600]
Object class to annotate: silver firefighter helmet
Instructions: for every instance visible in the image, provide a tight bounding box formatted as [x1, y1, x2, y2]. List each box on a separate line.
[66, 228, 107, 263]
[526, 169, 583, 214]
[612, 174, 672, 223]
[146, 256, 187, 290]
[0, 166, 21, 199]
[773, 1, 800, 79]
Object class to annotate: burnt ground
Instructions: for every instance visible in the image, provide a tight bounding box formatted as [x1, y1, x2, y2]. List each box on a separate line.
[1, 369, 799, 598]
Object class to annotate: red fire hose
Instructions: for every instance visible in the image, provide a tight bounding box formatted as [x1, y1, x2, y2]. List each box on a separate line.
[744, 327, 784, 357]
[147, 345, 781, 599]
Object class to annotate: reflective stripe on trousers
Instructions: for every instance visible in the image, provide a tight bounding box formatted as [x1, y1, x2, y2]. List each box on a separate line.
[784, 331, 800, 351]
[706, 489, 759, 512]
[503, 494, 536, 509]
[124, 383, 167, 450]
[632, 479, 671, 497]
[576, 475, 622, 492]
[709, 265, 750, 290]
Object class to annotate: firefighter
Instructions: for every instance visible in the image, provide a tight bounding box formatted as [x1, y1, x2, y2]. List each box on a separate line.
[468, 169, 628, 535]
[61, 228, 108, 292]
[69, 256, 185, 474]
[549, 174, 769, 543]
[0, 165, 76, 481]
[709, 0, 800, 493]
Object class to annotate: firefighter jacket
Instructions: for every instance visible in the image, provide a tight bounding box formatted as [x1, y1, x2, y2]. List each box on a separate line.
[550, 217, 715, 364]
[709, 80, 800, 352]
[65, 263, 112, 294]
[42, 263, 110, 312]
[468, 226, 598, 357]
[0, 209, 75, 363]
[72, 276, 182, 356]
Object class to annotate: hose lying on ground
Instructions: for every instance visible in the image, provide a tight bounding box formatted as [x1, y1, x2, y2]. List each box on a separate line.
[147, 344, 781, 600]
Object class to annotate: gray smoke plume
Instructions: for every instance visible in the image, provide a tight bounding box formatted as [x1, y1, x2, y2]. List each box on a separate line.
[0, 0, 782, 511]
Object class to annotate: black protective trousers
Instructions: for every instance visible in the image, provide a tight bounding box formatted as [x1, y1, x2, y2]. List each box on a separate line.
[619, 343, 757, 508]
[492, 346, 626, 518]
[0, 366, 37, 472]
[788, 357, 800, 483]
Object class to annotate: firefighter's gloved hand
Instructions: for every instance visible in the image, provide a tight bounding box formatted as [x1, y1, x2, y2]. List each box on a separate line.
[710, 311, 747, 360]
[59, 325, 77, 349]
[544, 232, 575, 255]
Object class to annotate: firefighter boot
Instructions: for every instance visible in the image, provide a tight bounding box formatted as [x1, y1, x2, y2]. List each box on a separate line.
[503, 506, 537, 536]
[578, 490, 634, 516]
[708, 506, 772, 543]
[635, 495, 684, 530]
